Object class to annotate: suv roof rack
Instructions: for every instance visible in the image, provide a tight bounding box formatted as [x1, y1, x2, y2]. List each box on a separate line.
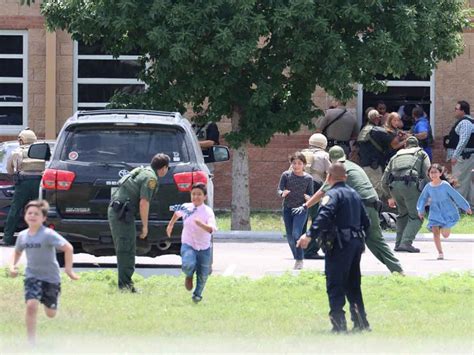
[76, 109, 178, 119]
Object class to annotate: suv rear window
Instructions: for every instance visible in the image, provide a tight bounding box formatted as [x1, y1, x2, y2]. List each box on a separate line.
[59, 127, 190, 164]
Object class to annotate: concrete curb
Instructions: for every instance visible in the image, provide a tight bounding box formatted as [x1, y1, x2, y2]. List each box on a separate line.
[214, 231, 474, 243]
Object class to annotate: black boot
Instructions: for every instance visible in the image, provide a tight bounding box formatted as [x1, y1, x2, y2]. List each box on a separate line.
[330, 313, 347, 333]
[351, 305, 371, 332]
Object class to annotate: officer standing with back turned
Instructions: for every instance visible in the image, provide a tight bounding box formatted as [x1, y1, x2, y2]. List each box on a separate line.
[382, 136, 430, 253]
[108, 153, 170, 292]
[3, 129, 44, 246]
[297, 163, 371, 333]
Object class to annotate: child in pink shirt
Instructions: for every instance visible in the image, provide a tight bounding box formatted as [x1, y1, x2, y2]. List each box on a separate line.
[166, 183, 217, 303]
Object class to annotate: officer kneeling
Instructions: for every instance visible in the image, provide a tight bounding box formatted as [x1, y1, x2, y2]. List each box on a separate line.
[297, 163, 371, 333]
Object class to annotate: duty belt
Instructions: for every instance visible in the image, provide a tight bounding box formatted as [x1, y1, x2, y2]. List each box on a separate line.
[391, 176, 417, 182]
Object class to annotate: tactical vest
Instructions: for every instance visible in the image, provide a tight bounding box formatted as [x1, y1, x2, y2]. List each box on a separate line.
[357, 124, 373, 143]
[20, 146, 45, 173]
[390, 148, 424, 178]
[444, 117, 474, 149]
[301, 148, 326, 182]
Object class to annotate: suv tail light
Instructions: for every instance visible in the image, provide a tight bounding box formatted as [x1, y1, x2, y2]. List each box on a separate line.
[42, 169, 76, 191]
[173, 171, 208, 192]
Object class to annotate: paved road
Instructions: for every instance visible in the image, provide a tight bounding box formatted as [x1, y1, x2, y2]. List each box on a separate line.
[1, 240, 472, 278]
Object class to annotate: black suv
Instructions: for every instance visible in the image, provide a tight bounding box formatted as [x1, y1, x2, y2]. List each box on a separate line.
[29, 110, 229, 262]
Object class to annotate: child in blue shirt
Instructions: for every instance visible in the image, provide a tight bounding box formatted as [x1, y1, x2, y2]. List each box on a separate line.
[417, 164, 472, 260]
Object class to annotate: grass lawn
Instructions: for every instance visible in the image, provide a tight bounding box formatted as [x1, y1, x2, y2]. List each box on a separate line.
[0, 271, 473, 353]
[216, 211, 473, 234]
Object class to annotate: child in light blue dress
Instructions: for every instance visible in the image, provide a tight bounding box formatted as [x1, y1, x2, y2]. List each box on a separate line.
[417, 164, 472, 260]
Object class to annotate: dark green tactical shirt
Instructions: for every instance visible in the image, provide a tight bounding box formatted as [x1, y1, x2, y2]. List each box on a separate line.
[112, 166, 159, 211]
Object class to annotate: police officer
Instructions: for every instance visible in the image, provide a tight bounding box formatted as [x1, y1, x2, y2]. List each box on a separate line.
[316, 100, 359, 156]
[382, 137, 430, 252]
[192, 119, 220, 172]
[297, 163, 371, 332]
[300, 133, 330, 259]
[294, 145, 403, 273]
[357, 109, 392, 197]
[108, 153, 170, 291]
[3, 129, 44, 246]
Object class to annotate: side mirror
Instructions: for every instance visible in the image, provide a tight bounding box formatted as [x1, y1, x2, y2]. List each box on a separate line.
[28, 143, 51, 161]
[204, 145, 230, 163]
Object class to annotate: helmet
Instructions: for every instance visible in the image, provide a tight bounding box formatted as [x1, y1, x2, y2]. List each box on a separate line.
[18, 129, 37, 145]
[328, 145, 346, 162]
[308, 133, 327, 150]
[405, 136, 419, 148]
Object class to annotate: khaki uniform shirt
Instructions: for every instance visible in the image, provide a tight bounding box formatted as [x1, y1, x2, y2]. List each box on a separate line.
[6, 145, 45, 175]
[317, 107, 359, 141]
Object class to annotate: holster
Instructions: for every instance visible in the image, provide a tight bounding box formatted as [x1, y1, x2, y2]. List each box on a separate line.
[111, 200, 134, 223]
[317, 231, 337, 254]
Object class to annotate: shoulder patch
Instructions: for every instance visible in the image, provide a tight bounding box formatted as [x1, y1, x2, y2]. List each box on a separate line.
[321, 195, 331, 206]
[147, 179, 157, 190]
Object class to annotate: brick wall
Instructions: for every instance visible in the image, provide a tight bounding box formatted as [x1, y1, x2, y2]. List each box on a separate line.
[55, 31, 73, 132]
[0, 0, 45, 141]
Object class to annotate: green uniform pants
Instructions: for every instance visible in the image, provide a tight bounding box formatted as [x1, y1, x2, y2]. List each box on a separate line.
[108, 207, 137, 289]
[365, 206, 403, 273]
[3, 178, 41, 244]
[303, 204, 321, 258]
[390, 182, 422, 246]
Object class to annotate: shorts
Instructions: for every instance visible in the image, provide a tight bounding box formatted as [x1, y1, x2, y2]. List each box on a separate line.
[24, 278, 61, 310]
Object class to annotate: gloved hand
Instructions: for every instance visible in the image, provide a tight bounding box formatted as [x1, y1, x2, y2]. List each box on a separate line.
[292, 204, 307, 215]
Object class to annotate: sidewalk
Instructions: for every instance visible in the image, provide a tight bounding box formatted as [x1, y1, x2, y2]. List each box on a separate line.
[214, 230, 474, 243]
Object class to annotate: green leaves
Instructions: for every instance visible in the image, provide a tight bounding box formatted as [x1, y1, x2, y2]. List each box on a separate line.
[39, 0, 467, 147]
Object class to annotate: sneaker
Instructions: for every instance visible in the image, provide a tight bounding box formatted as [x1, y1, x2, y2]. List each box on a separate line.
[192, 295, 202, 303]
[437, 253, 444, 260]
[294, 260, 304, 270]
[396, 243, 420, 253]
[185, 276, 193, 291]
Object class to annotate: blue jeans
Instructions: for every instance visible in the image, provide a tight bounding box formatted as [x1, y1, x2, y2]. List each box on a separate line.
[181, 243, 212, 298]
[282, 207, 307, 261]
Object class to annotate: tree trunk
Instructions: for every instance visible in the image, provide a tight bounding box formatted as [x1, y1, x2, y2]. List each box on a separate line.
[230, 107, 251, 230]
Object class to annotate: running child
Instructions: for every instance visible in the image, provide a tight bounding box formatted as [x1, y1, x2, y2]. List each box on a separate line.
[277, 152, 314, 270]
[416, 164, 472, 260]
[166, 183, 217, 303]
[9, 200, 79, 345]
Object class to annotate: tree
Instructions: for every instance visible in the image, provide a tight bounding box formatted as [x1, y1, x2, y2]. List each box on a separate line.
[35, 0, 467, 230]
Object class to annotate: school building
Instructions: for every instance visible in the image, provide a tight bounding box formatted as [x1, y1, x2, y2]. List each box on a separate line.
[1, 1, 473, 209]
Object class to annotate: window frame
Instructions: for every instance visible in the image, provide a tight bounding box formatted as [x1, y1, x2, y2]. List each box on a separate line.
[73, 41, 145, 112]
[357, 71, 436, 136]
[0, 30, 28, 135]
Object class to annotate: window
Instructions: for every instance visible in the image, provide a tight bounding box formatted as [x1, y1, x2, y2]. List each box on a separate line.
[0, 31, 28, 133]
[74, 41, 145, 112]
[60, 127, 190, 164]
[357, 72, 435, 133]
